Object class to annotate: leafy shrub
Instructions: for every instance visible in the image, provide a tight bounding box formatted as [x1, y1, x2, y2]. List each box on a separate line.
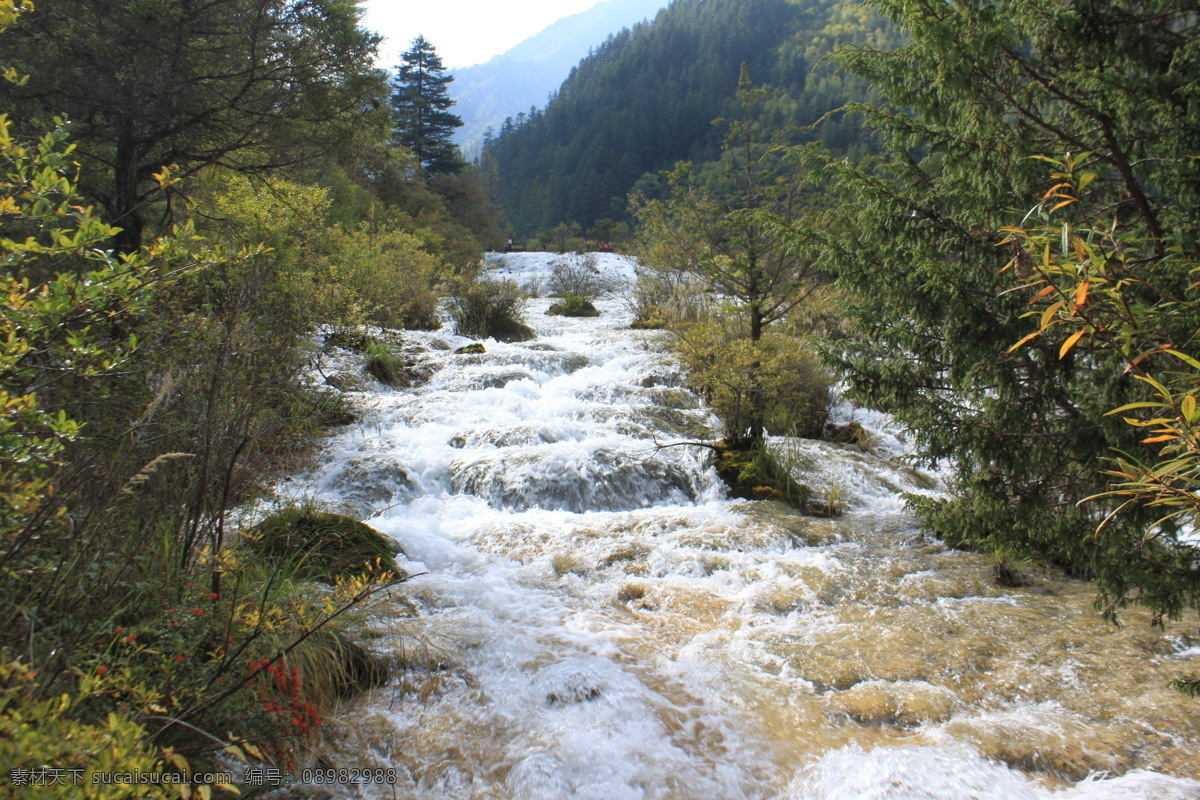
[673, 314, 832, 443]
[0, 661, 177, 799]
[318, 222, 444, 330]
[446, 277, 535, 341]
[0, 79, 398, 782]
[627, 263, 710, 329]
[547, 253, 606, 300]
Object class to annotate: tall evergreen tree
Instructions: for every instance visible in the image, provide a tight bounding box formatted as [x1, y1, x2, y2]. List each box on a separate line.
[391, 36, 464, 177]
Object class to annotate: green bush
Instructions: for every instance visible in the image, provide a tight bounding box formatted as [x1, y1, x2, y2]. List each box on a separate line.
[447, 277, 535, 341]
[318, 221, 444, 330]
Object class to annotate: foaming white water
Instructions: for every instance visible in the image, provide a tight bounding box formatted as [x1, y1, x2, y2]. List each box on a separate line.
[285, 253, 1200, 800]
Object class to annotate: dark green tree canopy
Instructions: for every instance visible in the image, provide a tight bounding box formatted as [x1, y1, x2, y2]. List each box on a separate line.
[391, 35, 464, 177]
[0, 0, 388, 252]
[767, 0, 1200, 619]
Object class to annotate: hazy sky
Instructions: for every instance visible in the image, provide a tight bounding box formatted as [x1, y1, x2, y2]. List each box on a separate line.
[361, 0, 610, 69]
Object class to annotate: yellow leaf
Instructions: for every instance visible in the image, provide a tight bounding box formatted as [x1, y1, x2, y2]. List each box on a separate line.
[1028, 285, 1055, 304]
[1040, 300, 1064, 331]
[1007, 330, 1041, 353]
[1182, 394, 1196, 422]
[1072, 279, 1090, 310]
[1050, 197, 1077, 212]
[1040, 182, 1071, 200]
[1142, 435, 1179, 443]
[1059, 329, 1085, 358]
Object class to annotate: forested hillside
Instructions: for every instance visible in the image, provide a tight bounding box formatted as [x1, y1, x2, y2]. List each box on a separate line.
[450, 0, 668, 155]
[481, 0, 892, 239]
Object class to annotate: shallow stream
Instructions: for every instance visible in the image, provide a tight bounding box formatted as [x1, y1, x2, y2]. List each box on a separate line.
[281, 253, 1200, 799]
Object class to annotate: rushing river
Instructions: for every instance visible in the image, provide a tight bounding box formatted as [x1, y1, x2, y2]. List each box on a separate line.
[282, 253, 1200, 799]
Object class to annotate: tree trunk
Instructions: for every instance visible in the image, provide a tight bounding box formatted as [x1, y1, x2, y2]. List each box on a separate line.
[111, 126, 144, 254]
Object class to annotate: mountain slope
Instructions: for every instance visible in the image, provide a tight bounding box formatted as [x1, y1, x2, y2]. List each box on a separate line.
[451, 0, 669, 155]
[480, 0, 893, 239]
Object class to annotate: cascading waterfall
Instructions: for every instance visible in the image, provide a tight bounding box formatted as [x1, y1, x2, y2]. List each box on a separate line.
[279, 253, 1200, 799]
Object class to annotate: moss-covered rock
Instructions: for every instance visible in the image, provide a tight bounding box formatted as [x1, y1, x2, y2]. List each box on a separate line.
[324, 328, 375, 354]
[546, 295, 600, 317]
[247, 508, 404, 583]
[454, 342, 486, 354]
[713, 440, 844, 516]
[825, 421, 872, 451]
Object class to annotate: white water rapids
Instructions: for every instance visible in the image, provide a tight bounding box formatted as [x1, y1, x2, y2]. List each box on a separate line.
[280, 253, 1200, 799]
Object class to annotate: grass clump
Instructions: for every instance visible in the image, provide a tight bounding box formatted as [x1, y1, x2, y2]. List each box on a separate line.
[364, 341, 406, 386]
[447, 277, 535, 342]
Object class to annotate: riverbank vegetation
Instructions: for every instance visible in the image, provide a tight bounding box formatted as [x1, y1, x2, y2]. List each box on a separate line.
[0, 0, 504, 790]
[625, 0, 1199, 640]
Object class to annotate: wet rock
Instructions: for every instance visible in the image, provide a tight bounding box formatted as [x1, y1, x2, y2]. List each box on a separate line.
[640, 372, 681, 388]
[455, 342, 486, 355]
[533, 659, 610, 707]
[324, 327, 375, 353]
[616, 582, 649, 603]
[602, 542, 651, 567]
[325, 372, 365, 392]
[331, 459, 415, 509]
[452, 448, 701, 513]
[471, 368, 535, 389]
[940, 709, 1134, 780]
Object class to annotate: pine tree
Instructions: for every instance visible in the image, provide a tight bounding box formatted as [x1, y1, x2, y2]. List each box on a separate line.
[391, 36, 464, 177]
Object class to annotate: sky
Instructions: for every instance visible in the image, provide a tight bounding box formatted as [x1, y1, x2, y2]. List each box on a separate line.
[360, 0, 610, 69]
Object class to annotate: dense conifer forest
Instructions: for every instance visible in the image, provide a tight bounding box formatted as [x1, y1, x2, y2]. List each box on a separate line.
[480, 0, 893, 239]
